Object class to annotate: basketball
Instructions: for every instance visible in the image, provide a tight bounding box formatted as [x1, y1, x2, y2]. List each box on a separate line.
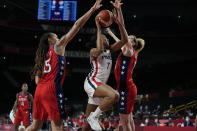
[97, 10, 113, 27]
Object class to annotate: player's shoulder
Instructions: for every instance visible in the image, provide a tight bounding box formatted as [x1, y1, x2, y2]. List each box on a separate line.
[16, 92, 20, 98]
[27, 92, 32, 96]
[16, 92, 20, 97]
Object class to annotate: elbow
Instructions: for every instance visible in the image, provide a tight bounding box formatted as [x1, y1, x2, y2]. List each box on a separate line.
[35, 76, 40, 85]
[35, 80, 38, 85]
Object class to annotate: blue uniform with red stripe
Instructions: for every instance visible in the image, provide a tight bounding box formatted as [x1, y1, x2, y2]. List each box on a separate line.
[33, 45, 66, 121]
[114, 50, 137, 114]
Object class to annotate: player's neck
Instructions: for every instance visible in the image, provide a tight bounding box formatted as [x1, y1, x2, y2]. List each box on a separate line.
[21, 91, 27, 96]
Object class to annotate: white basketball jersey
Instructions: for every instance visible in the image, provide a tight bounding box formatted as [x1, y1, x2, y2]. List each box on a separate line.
[88, 50, 112, 83]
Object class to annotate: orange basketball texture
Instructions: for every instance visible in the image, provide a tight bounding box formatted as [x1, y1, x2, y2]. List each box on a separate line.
[97, 10, 113, 27]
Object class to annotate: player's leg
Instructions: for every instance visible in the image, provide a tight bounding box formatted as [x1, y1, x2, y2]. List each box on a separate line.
[119, 125, 123, 131]
[50, 119, 63, 131]
[43, 84, 65, 130]
[25, 119, 43, 131]
[94, 83, 119, 112]
[25, 85, 46, 131]
[14, 109, 22, 131]
[127, 87, 136, 131]
[130, 113, 135, 131]
[23, 109, 32, 129]
[14, 124, 19, 131]
[119, 113, 132, 131]
[82, 104, 98, 131]
[87, 83, 119, 130]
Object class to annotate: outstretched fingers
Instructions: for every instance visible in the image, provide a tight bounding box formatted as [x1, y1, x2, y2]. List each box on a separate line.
[93, 0, 103, 10]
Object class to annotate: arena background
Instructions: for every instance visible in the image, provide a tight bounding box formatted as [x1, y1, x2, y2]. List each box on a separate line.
[0, 0, 197, 121]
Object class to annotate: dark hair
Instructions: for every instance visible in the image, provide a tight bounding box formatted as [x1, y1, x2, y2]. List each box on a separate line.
[22, 82, 27, 86]
[30, 33, 53, 80]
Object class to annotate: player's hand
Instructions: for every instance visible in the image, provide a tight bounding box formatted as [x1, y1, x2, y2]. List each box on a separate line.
[110, 0, 123, 10]
[105, 28, 111, 34]
[92, 0, 102, 11]
[95, 15, 101, 29]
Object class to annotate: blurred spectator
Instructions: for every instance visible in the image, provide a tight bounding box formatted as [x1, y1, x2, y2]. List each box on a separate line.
[142, 94, 149, 105]
[67, 116, 74, 127]
[135, 95, 143, 104]
[184, 116, 193, 127]
[135, 105, 144, 120]
[110, 119, 119, 130]
[154, 118, 160, 126]
[108, 116, 116, 130]
[144, 118, 151, 126]
[186, 109, 194, 117]
[153, 105, 161, 117]
[169, 104, 173, 109]
[64, 116, 74, 131]
[166, 104, 178, 118]
[77, 116, 85, 130]
[78, 111, 85, 120]
[143, 105, 151, 118]
[165, 118, 174, 127]
[144, 94, 149, 101]
[100, 117, 111, 131]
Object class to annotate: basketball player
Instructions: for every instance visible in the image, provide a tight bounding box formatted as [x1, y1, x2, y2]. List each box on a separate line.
[106, 0, 145, 131]
[12, 83, 34, 131]
[25, 0, 102, 131]
[82, 10, 128, 131]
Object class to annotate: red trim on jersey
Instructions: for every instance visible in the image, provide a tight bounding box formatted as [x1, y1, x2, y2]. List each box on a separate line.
[126, 50, 137, 87]
[114, 53, 122, 91]
[126, 50, 137, 114]
[91, 60, 101, 86]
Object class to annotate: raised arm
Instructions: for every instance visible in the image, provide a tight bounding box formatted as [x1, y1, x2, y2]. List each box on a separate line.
[106, 28, 120, 42]
[110, 0, 125, 27]
[96, 16, 104, 51]
[109, 13, 128, 53]
[57, 0, 102, 47]
[90, 16, 104, 61]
